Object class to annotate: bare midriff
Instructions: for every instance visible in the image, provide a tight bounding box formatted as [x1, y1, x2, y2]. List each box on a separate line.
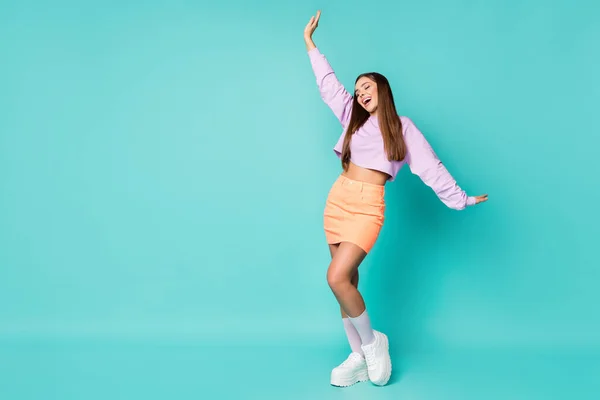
[341, 161, 389, 186]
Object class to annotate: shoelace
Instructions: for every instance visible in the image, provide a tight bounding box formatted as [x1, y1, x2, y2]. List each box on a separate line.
[364, 348, 377, 368]
[340, 353, 362, 367]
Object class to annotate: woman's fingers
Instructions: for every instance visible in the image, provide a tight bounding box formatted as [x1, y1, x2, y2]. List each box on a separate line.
[306, 10, 321, 32]
[475, 194, 489, 204]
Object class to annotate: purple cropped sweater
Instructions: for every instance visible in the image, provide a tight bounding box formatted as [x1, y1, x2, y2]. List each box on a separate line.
[308, 47, 475, 210]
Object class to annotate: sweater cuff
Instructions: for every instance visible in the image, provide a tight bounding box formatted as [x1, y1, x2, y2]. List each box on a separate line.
[466, 196, 476, 206]
[307, 47, 321, 57]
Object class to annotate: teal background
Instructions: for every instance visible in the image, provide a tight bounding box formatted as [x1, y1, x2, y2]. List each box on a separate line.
[1, 0, 598, 399]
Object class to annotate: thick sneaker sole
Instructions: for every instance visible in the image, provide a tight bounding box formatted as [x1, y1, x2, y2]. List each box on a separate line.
[330, 368, 369, 387]
[369, 333, 392, 386]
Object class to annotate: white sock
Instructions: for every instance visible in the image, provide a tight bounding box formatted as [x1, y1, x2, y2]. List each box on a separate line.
[348, 309, 376, 345]
[342, 318, 364, 356]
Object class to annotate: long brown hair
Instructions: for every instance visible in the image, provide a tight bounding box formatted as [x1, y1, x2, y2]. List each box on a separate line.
[341, 72, 406, 170]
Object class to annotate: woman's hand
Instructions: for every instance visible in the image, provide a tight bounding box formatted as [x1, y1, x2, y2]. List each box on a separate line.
[304, 10, 321, 51]
[473, 194, 489, 204]
[304, 10, 321, 40]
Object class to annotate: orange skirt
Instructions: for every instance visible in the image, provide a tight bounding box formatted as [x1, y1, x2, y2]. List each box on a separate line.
[323, 175, 385, 254]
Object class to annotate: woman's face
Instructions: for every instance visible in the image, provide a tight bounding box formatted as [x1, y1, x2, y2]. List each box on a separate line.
[355, 76, 378, 114]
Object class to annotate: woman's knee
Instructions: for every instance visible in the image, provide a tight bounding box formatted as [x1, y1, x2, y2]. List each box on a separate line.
[351, 270, 359, 287]
[326, 266, 352, 292]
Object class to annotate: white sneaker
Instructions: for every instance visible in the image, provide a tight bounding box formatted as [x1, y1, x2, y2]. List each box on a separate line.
[330, 352, 369, 387]
[361, 330, 392, 386]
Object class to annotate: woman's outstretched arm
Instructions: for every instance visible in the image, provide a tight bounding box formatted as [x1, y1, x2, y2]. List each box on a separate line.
[403, 117, 488, 209]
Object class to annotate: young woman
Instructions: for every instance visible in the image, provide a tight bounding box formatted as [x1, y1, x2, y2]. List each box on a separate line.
[304, 11, 488, 388]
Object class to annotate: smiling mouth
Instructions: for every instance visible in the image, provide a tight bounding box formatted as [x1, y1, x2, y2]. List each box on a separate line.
[363, 97, 372, 107]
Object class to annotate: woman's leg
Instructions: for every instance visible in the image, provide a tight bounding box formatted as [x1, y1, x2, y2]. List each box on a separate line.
[329, 244, 362, 355]
[326, 242, 367, 318]
[327, 242, 375, 345]
[341, 274, 360, 317]
[328, 244, 359, 317]
[327, 242, 391, 386]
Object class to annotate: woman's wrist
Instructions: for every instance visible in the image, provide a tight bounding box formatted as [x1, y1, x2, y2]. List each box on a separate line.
[304, 36, 316, 51]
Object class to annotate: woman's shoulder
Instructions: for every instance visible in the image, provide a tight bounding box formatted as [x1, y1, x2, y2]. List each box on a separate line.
[398, 115, 425, 141]
[399, 115, 414, 124]
[398, 115, 416, 133]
